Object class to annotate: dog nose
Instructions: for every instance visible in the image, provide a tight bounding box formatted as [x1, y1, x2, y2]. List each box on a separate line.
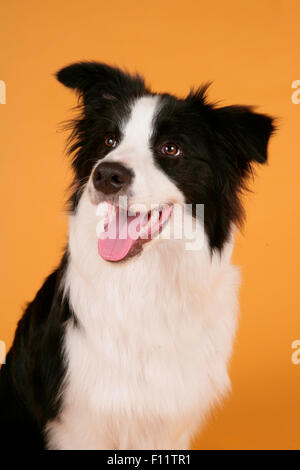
[92, 162, 133, 194]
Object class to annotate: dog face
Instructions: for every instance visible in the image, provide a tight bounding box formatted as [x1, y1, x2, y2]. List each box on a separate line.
[57, 62, 274, 261]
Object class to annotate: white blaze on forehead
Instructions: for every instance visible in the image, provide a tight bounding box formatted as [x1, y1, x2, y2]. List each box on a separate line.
[122, 95, 159, 150]
[100, 94, 185, 208]
[106, 95, 160, 166]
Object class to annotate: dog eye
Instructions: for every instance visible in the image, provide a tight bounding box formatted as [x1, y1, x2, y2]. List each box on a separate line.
[104, 135, 118, 148]
[160, 143, 182, 158]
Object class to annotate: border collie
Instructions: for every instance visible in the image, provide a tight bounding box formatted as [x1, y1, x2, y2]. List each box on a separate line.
[0, 62, 274, 450]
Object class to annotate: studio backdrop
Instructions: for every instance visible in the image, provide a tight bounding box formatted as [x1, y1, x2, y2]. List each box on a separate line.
[0, 0, 299, 450]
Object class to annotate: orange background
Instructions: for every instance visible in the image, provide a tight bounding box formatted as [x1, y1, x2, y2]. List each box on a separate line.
[1, 0, 300, 450]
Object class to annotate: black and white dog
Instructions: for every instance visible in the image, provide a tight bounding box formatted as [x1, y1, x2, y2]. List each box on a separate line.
[0, 62, 274, 450]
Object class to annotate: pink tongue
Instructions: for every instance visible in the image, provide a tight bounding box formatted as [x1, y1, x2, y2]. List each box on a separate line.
[98, 210, 143, 262]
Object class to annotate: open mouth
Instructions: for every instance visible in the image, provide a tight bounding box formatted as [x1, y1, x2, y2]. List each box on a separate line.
[97, 202, 173, 262]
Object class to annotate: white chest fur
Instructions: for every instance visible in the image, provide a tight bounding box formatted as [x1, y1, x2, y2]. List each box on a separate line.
[46, 195, 240, 450]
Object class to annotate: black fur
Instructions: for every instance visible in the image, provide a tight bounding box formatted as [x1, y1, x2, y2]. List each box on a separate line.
[57, 61, 274, 249]
[151, 92, 274, 249]
[0, 62, 274, 450]
[0, 254, 73, 449]
[57, 62, 149, 211]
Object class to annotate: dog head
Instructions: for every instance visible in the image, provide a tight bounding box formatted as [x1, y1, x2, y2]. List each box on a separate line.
[57, 61, 274, 262]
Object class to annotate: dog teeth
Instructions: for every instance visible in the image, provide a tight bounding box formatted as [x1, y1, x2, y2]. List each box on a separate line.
[96, 219, 106, 236]
[96, 202, 110, 218]
[96, 202, 116, 236]
[150, 209, 160, 228]
[139, 209, 160, 237]
[106, 204, 116, 224]
[128, 203, 145, 216]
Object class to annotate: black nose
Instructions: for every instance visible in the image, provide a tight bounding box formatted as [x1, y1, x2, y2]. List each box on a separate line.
[92, 162, 133, 195]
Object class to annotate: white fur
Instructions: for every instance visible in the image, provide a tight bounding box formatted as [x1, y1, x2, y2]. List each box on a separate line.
[45, 97, 241, 450]
[89, 96, 185, 210]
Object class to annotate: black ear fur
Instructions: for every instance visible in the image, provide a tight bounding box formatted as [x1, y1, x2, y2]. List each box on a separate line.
[214, 105, 275, 164]
[56, 61, 147, 100]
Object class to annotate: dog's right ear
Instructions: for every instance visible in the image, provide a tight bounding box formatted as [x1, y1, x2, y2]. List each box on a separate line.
[56, 61, 147, 101]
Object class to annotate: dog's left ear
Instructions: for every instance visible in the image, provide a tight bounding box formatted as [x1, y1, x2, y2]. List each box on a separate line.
[213, 105, 275, 165]
[56, 61, 147, 102]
